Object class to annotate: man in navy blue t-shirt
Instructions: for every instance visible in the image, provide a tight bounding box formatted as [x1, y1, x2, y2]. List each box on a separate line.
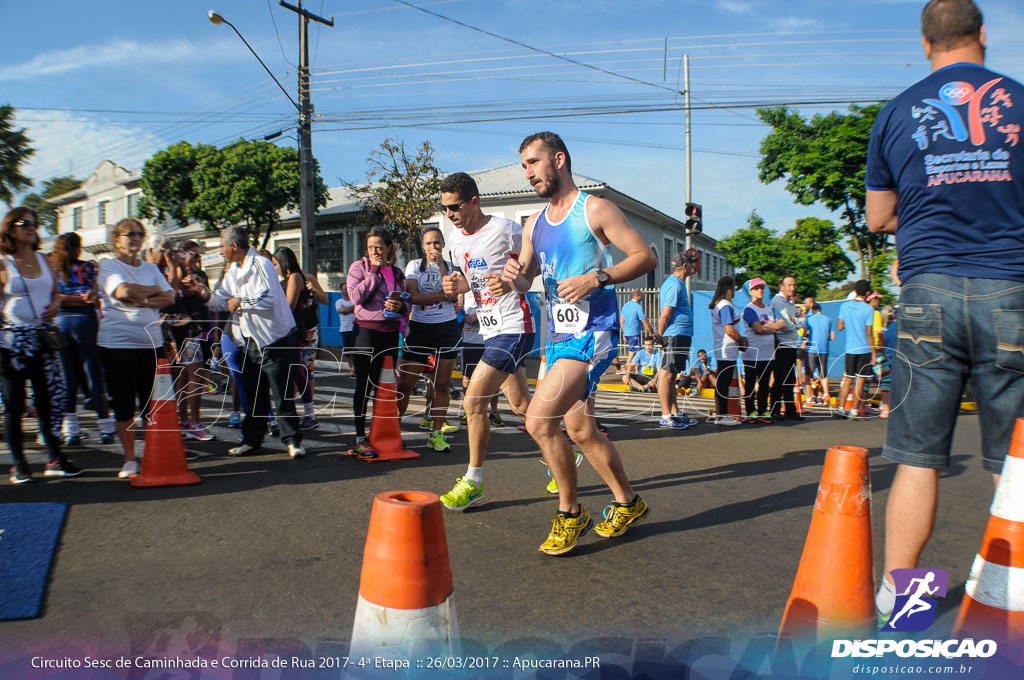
[865, 0, 1024, 627]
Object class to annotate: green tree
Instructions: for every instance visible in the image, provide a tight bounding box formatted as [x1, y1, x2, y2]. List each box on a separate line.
[190, 139, 329, 249]
[138, 141, 216, 227]
[779, 216, 854, 294]
[350, 138, 442, 252]
[716, 211, 783, 287]
[757, 104, 891, 285]
[718, 211, 854, 296]
[22, 176, 82, 234]
[0, 104, 34, 206]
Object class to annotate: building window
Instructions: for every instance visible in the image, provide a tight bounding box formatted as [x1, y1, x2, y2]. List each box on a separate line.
[73, 206, 83, 230]
[97, 200, 110, 225]
[664, 238, 673, 275]
[127, 193, 141, 219]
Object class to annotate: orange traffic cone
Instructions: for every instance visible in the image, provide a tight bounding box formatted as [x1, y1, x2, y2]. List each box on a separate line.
[844, 392, 854, 411]
[778, 445, 874, 645]
[348, 491, 460, 661]
[728, 372, 743, 419]
[131, 358, 201, 488]
[954, 418, 1024, 645]
[537, 351, 548, 383]
[355, 355, 419, 462]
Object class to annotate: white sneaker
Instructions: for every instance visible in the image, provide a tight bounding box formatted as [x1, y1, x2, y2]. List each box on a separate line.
[228, 443, 260, 457]
[118, 459, 139, 478]
[287, 443, 306, 459]
[714, 416, 742, 427]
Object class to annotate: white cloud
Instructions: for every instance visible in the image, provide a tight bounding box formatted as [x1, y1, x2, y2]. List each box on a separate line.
[15, 110, 168, 187]
[0, 39, 229, 82]
[717, 0, 754, 14]
[767, 16, 823, 32]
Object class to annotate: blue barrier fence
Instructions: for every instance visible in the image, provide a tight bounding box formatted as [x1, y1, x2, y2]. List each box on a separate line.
[689, 290, 850, 381]
[318, 291, 546, 354]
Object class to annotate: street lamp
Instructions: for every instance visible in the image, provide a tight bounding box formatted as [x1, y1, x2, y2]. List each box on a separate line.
[208, 6, 331, 275]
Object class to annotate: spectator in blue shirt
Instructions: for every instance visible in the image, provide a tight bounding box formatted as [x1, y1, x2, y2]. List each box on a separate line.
[680, 348, 717, 396]
[620, 288, 654, 370]
[803, 303, 835, 406]
[836, 279, 876, 418]
[622, 337, 662, 392]
[656, 253, 695, 429]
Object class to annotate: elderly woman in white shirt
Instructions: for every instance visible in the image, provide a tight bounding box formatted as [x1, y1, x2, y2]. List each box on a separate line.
[97, 219, 176, 479]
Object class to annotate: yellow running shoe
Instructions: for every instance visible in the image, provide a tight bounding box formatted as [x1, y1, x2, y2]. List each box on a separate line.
[538, 506, 592, 555]
[440, 422, 459, 434]
[540, 449, 584, 494]
[594, 495, 649, 538]
[440, 476, 484, 511]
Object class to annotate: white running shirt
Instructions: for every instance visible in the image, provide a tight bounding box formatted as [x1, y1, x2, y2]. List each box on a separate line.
[447, 216, 533, 339]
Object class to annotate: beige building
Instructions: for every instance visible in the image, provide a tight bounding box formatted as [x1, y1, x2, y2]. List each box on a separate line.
[51, 161, 733, 290]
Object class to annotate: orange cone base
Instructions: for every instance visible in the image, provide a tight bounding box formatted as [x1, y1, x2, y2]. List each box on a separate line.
[132, 470, 201, 487]
[955, 598, 1024, 645]
[349, 447, 420, 463]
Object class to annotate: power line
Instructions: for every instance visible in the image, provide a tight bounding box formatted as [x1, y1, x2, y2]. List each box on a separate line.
[389, 0, 681, 94]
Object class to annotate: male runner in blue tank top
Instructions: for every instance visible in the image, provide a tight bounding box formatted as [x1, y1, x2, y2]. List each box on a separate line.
[501, 131, 657, 555]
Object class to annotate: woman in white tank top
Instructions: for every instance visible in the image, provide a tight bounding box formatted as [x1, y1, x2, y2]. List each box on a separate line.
[0, 207, 81, 483]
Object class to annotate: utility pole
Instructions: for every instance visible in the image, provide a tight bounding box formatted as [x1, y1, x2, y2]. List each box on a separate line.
[280, 0, 333, 276]
[683, 53, 692, 298]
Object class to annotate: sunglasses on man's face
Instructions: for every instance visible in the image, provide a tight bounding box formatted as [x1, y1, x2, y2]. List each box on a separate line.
[440, 200, 466, 213]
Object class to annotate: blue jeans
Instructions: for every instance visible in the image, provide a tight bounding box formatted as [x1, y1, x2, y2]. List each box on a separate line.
[883, 273, 1024, 473]
[57, 313, 110, 420]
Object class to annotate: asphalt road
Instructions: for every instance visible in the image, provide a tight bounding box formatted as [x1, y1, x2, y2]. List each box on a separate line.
[1, 368, 996, 669]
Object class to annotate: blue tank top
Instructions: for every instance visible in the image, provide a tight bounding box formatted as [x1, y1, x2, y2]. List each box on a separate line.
[531, 191, 618, 342]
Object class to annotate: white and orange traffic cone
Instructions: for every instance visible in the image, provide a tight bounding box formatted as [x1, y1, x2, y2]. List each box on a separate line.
[131, 358, 200, 488]
[348, 491, 460, 665]
[954, 418, 1024, 647]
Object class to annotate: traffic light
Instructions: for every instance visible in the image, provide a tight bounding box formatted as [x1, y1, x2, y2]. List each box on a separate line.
[684, 202, 702, 233]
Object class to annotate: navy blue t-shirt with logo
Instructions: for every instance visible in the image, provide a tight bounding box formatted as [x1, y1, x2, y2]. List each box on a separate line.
[866, 62, 1024, 283]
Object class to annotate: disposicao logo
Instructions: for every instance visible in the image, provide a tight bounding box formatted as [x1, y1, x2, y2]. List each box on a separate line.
[882, 568, 949, 632]
[832, 568, 998, 660]
[939, 81, 975, 106]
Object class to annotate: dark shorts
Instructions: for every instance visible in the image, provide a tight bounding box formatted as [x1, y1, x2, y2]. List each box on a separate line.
[807, 352, 828, 378]
[883, 273, 1024, 473]
[401, 319, 462, 364]
[461, 344, 485, 378]
[796, 347, 808, 362]
[481, 333, 535, 375]
[844, 352, 873, 379]
[625, 335, 642, 353]
[661, 335, 691, 374]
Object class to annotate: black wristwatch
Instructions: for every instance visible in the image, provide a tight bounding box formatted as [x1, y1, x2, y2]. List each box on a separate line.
[595, 269, 611, 288]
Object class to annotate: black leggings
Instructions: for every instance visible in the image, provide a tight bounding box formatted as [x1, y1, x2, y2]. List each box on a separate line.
[745, 360, 773, 417]
[714, 360, 737, 417]
[101, 347, 163, 423]
[351, 325, 399, 438]
[1, 351, 61, 466]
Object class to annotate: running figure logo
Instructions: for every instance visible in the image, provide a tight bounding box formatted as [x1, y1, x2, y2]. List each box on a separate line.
[882, 568, 950, 632]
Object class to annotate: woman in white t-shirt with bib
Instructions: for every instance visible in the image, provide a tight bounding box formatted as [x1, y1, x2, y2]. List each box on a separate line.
[97, 219, 176, 478]
[395, 227, 462, 452]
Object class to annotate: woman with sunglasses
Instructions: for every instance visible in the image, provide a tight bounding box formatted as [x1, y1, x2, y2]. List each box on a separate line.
[0, 207, 82, 483]
[96, 219, 176, 478]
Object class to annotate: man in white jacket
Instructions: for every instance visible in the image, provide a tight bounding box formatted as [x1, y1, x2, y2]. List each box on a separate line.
[189, 226, 305, 459]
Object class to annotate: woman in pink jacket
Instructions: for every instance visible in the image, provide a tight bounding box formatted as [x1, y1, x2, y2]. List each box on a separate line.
[345, 227, 407, 459]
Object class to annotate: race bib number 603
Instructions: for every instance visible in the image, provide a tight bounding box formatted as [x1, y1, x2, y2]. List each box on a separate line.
[553, 300, 590, 334]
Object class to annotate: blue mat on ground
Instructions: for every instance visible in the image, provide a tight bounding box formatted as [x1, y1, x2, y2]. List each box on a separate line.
[0, 502, 68, 620]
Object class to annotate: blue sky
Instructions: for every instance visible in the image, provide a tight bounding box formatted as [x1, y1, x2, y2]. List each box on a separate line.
[3, 0, 1024, 242]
